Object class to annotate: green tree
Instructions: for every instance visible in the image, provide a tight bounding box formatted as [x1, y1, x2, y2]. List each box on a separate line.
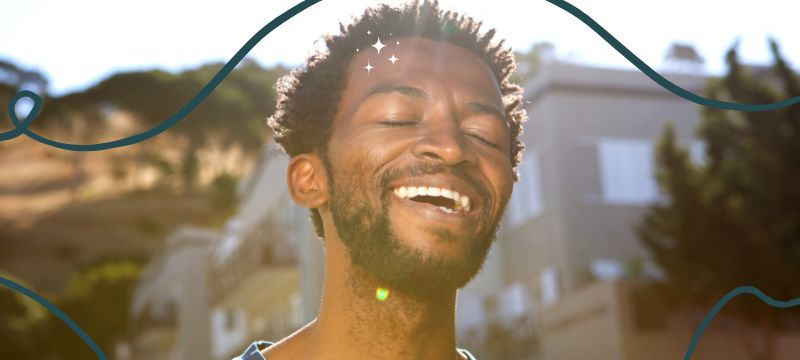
[511, 42, 551, 84]
[1, 59, 48, 133]
[37, 59, 286, 190]
[637, 40, 800, 360]
[46, 259, 143, 360]
[0, 59, 48, 96]
[0, 274, 48, 360]
[210, 172, 240, 225]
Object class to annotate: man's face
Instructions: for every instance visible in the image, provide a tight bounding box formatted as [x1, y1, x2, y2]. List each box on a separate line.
[324, 37, 514, 298]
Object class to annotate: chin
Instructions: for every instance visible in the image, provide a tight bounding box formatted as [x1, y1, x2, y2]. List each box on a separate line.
[359, 224, 497, 299]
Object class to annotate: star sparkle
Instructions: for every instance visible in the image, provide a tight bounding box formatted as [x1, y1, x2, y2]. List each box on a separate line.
[388, 54, 399, 64]
[363, 60, 374, 74]
[372, 37, 387, 54]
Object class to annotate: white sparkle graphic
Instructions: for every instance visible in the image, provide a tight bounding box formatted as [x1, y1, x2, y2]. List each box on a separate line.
[388, 54, 399, 64]
[396, 41, 400, 45]
[363, 60, 374, 74]
[367, 30, 371, 35]
[372, 37, 386, 54]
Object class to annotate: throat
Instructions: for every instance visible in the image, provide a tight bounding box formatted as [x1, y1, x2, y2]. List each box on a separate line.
[339, 296, 457, 358]
[337, 266, 457, 349]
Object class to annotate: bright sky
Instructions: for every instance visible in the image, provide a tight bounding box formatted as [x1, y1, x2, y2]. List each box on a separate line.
[2, 0, 798, 96]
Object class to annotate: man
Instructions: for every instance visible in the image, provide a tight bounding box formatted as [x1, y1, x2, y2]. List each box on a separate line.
[235, 1, 526, 358]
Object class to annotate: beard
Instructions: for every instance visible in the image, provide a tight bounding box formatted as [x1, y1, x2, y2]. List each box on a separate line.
[325, 157, 502, 299]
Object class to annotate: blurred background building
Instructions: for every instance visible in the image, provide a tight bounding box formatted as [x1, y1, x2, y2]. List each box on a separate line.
[129, 144, 312, 359]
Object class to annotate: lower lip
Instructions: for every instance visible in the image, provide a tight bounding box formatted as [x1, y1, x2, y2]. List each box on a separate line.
[390, 193, 476, 225]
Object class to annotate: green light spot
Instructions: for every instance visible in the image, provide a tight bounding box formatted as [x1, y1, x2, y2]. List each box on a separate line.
[376, 287, 389, 301]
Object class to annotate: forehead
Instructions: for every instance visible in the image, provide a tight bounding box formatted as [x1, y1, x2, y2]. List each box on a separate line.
[334, 37, 504, 122]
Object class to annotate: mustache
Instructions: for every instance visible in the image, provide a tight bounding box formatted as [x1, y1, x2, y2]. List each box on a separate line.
[379, 162, 490, 205]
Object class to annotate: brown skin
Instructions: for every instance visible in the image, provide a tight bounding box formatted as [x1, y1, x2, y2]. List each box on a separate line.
[265, 37, 514, 360]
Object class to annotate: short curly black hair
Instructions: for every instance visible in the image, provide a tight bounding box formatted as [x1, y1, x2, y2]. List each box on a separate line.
[267, 0, 526, 238]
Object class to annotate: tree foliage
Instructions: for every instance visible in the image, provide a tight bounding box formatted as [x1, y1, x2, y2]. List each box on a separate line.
[47, 259, 143, 360]
[0, 274, 48, 359]
[0, 59, 48, 93]
[0, 59, 48, 132]
[637, 40, 800, 359]
[86, 60, 283, 150]
[33, 59, 287, 189]
[511, 42, 551, 84]
[1, 262, 144, 360]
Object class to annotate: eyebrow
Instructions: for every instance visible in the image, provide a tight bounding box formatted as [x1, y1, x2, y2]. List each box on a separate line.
[361, 84, 430, 103]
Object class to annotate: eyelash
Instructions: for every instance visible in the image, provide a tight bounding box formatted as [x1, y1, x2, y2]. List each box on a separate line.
[468, 133, 499, 149]
[379, 120, 500, 149]
[379, 120, 418, 127]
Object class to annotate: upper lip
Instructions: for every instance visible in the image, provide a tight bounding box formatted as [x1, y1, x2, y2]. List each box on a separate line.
[387, 176, 483, 212]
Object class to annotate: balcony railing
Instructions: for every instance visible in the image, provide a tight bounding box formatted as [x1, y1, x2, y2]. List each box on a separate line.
[209, 216, 297, 301]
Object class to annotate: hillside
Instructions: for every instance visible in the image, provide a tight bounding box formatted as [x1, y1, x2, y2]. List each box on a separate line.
[0, 120, 253, 295]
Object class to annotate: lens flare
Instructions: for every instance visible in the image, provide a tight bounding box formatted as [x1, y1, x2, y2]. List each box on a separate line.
[375, 287, 389, 301]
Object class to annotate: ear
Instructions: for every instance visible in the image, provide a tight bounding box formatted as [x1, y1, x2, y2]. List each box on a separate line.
[287, 153, 329, 209]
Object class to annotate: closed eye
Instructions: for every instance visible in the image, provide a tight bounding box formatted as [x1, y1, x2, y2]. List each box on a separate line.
[467, 132, 499, 149]
[379, 120, 418, 127]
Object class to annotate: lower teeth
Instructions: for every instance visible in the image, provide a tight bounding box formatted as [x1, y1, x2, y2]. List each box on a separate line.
[438, 206, 456, 214]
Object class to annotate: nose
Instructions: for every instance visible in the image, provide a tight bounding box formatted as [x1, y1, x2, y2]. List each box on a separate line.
[410, 112, 477, 167]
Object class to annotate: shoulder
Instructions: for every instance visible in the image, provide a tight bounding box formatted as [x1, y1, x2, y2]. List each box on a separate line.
[231, 341, 273, 360]
[458, 347, 478, 360]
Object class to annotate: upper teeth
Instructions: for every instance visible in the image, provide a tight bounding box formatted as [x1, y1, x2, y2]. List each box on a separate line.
[393, 186, 471, 212]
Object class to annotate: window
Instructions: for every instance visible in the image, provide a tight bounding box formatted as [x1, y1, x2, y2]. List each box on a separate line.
[224, 308, 237, 330]
[591, 258, 625, 280]
[540, 267, 559, 306]
[214, 219, 243, 265]
[507, 151, 544, 226]
[499, 282, 532, 320]
[597, 138, 658, 204]
[690, 140, 706, 165]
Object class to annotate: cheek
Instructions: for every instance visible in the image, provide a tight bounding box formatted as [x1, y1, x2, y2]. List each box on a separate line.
[328, 131, 380, 175]
[331, 146, 388, 201]
[486, 160, 515, 209]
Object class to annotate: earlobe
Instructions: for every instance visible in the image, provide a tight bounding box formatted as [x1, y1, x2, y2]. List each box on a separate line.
[287, 153, 329, 209]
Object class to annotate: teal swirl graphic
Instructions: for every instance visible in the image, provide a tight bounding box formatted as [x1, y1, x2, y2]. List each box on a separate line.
[0, 0, 324, 151]
[546, 0, 799, 112]
[684, 286, 800, 360]
[1, 1, 798, 359]
[0, 276, 108, 360]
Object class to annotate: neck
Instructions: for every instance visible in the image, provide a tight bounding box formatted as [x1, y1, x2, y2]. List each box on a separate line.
[313, 236, 461, 359]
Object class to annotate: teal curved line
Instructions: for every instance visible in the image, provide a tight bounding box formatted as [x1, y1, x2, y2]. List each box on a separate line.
[0, 1, 799, 358]
[545, 0, 799, 111]
[0, 0, 323, 151]
[1, 0, 798, 151]
[684, 286, 800, 359]
[0, 276, 108, 360]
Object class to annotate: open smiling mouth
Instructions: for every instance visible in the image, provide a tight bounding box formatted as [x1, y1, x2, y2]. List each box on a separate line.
[392, 186, 471, 215]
